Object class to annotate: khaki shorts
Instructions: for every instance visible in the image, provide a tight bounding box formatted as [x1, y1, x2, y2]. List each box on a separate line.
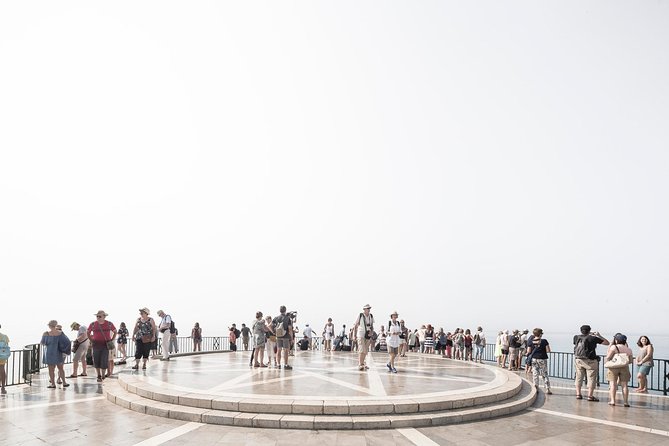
[358, 338, 372, 352]
[575, 358, 598, 387]
[607, 366, 631, 383]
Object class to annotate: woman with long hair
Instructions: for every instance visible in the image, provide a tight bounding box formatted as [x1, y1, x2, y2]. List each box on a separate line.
[635, 335, 654, 393]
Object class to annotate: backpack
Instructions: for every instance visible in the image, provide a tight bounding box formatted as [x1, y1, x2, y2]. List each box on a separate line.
[473, 333, 481, 345]
[574, 335, 592, 359]
[169, 320, 176, 334]
[234, 328, 241, 338]
[274, 315, 288, 337]
[0, 339, 10, 360]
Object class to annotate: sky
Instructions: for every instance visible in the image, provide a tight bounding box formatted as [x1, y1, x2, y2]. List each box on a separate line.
[1, 1, 668, 348]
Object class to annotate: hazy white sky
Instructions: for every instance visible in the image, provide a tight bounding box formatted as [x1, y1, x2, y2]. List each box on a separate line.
[1, 2, 668, 346]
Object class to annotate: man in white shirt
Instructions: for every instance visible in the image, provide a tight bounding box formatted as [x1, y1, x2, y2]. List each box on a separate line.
[157, 310, 172, 361]
[303, 324, 314, 350]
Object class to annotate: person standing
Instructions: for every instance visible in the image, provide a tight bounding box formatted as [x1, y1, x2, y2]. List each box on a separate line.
[157, 310, 172, 361]
[605, 333, 633, 407]
[0, 324, 10, 394]
[252, 312, 268, 367]
[169, 326, 179, 354]
[240, 323, 251, 351]
[574, 324, 609, 401]
[69, 322, 89, 378]
[87, 311, 117, 382]
[41, 320, 71, 388]
[526, 328, 552, 395]
[191, 322, 202, 352]
[264, 316, 277, 367]
[303, 324, 314, 350]
[229, 326, 237, 351]
[386, 311, 401, 373]
[399, 320, 408, 357]
[353, 304, 374, 371]
[474, 327, 486, 363]
[132, 308, 157, 370]
[323, 318, 335, 351]
[635, 335, 654, 393]
[116, 322, 129, 363]
[272, 306, 294, 369]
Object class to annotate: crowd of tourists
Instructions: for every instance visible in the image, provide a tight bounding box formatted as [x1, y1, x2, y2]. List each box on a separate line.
[0, 306, 657, 405]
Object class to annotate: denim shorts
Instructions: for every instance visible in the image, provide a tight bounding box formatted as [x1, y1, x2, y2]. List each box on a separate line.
[638, 364, 653, 375]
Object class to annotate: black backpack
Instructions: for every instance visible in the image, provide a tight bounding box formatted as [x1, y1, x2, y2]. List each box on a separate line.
[169, 320, 176, 334]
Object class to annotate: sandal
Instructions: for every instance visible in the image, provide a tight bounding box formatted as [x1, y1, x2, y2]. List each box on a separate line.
[68, 374, 78, 378]
[47, 384, 56, 389]
[97, 377, 103, 382]
[624, 403, 630, 407]
[131, 365, 139, 370]
[62, 383, 70, 388]
[575, 395, 583, 399]
[587, 396, 599, 402]
[78, 373, 87, 376]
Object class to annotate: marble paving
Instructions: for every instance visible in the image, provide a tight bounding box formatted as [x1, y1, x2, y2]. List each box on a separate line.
[1, 350, 669, 445]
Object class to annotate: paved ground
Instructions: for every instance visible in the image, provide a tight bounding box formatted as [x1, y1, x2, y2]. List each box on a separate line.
[1, 350, 668, 445]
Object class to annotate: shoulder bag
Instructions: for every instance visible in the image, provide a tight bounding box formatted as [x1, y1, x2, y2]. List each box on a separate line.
[604, 345, 630, 369]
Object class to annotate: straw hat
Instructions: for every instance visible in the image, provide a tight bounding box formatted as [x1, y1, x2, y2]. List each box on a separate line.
[94, 310, 108, 317]
[138, 307, 150, 315]
[390, 311, 399, 317]
[363, 304, 371, 310]
[70, 322, 80, 330]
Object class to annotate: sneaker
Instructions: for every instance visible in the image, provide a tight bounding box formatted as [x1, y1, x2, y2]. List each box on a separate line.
[392, 367, 398, 373]
[57, 378, 62, 384]
[358, 365, 365, 371]
[283, 365, 293, 370]
[131, 365, 139, 370]
[387, 363, 392, 372]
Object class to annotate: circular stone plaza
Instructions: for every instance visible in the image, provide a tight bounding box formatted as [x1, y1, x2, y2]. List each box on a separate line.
[1, 350, 668, 445]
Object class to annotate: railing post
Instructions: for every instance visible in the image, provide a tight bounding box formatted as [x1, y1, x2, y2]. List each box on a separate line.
[664, 359, 668, 396]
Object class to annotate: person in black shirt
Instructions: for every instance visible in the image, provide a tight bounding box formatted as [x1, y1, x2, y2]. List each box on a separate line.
[573, 324, 609, 401]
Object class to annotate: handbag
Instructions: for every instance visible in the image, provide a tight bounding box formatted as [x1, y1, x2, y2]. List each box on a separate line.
[72, 340, 81, 353]
[604, 346, 630, 369]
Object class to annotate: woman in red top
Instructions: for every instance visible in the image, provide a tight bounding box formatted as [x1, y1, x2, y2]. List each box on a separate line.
[87, 310, 117, 382]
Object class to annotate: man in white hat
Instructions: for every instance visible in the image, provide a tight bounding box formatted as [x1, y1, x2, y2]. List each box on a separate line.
[353, 304, 374, 371]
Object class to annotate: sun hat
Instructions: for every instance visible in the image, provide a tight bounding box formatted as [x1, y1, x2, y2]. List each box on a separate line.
[139, 307, 150, 315]
[390, 311, 399, 317]
[363, 304, 371, 309]
[94, 310, 108, 317]
[70, 322, 79, 330]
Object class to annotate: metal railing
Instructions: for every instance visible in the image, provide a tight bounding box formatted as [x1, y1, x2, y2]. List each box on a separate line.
[4, 337, 668, 395]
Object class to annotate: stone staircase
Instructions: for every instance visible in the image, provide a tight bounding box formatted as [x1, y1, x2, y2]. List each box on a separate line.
[104, 370, 537, 429]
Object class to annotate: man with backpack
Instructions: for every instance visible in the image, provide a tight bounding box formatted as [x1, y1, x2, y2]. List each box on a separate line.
[272, 306, 294, 369]
[574, 324, 609, 401]
[473, 326, 486, 363]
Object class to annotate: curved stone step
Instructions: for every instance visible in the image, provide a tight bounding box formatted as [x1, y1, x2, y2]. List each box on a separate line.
[116, 367, 524, 416]
[104, 379, 537, 430]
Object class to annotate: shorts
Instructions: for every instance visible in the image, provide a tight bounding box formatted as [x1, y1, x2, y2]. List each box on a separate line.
[501, 348, 509, 355]
[92, 347, 109, 369]
[388, 346, 399, 354]
[575, 358, 598, 387]
[277, 337, 291, 349]
[358, 338, 372, 352]
[638, 365, 653, 375]
[607, 366, 631, 383]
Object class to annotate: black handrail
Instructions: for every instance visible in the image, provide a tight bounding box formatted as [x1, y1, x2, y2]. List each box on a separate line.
[4, 337, 668, 395]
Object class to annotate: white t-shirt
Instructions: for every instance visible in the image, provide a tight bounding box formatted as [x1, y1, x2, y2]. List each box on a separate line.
[303, 326, 313, 338]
